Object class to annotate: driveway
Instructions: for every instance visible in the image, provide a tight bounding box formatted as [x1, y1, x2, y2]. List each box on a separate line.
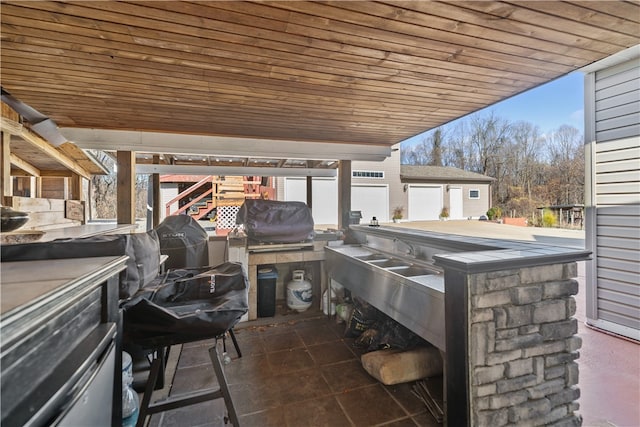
[386, 219, 585, 248]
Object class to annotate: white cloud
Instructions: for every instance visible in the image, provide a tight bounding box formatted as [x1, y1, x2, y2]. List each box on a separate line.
[570, 109, 584, 123]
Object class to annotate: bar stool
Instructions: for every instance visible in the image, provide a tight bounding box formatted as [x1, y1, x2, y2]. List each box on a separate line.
[135, 331, 241, 427]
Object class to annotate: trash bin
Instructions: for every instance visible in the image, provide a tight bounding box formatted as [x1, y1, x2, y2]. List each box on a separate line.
[257, 265, 278, 317]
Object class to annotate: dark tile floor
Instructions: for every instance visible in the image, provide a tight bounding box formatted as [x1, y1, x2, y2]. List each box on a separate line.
[146, 310, 441, 427]
[143, 261, 640, 427]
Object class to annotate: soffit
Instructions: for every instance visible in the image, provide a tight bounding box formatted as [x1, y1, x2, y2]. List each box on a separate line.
[0, 1, 638, 156]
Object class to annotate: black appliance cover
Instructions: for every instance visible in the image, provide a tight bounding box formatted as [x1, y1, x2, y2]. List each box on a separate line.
[154, 215, 209, 270]
[236, 199, 314, 243]
[123, 262, 248, 348]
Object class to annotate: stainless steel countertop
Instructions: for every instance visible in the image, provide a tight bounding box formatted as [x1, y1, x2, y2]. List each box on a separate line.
[349, 224, 591, 273]
[0, 256, 127, 316]
[39, 223, 138, 242]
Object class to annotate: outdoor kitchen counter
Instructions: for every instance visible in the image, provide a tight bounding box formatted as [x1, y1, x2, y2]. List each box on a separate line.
[228, 237, 332, 320]
[334, 224, 591, 426]
[349, 224, 591, 267]
[1, 256, 127, 426]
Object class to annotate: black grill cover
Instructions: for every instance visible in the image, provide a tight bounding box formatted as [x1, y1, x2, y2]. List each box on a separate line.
[0, 232, 161, 299]
[236, 199, 314, 243]
[155, 215, 209, 270]
[123, 262, 248, 348]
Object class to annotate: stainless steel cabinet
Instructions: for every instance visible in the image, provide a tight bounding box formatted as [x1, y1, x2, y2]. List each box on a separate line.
[1, 256, 127, 426]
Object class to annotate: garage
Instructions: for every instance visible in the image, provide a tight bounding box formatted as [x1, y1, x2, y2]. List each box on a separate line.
[352, 184, 389, 223]
[284, 179, 389, 224]
[284, 177, 338, 225]
[408, 185, 443, 221]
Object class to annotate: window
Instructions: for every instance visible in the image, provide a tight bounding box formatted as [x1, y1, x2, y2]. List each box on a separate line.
[352, 170, 384, 179]
[469, 189, 480, 199]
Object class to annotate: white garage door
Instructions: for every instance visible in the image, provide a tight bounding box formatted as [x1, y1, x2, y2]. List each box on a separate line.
[353, 185, 389, 223]
[408, 185, 442, 220]
[284, 178, 338, 225]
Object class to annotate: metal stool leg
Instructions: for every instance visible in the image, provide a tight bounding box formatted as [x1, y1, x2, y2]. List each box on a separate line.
[136, 356, 164, 427]
[209, 342, 240, 426]
[228, 328, 242, 358]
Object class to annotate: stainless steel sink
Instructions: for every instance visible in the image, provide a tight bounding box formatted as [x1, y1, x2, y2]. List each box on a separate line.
[325, 245, 445, 350]
[354, 254, 388, 261]
[387, 265, 440, 277]
[368, 259, 408, 268]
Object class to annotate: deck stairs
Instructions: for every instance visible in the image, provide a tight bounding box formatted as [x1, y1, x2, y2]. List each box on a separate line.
[164, 175, 273, 220]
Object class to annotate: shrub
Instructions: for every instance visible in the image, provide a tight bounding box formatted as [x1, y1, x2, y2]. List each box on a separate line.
[392, 206, 404, 220]
[486, 207, 502, 220]
[541, 209, 557, 227]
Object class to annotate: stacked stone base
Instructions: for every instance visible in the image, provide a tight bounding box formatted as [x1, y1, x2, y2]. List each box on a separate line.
[469, 263, 582, 426]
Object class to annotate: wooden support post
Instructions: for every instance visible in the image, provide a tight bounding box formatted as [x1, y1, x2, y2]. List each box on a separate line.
[306, 176, 313, 208]
[153, 155, 161, 228]
[1, 131, 12, 204]
[117, 151, 136, 225]
[69, 173, 82, 200]
[35, 176, 43, 198]
[338, 160, 351, 230]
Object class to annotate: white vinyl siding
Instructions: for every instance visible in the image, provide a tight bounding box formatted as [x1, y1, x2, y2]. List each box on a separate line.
[160, 184, 179, 220]
[585, 55, 640, 340]
[594, 60, 640, 142]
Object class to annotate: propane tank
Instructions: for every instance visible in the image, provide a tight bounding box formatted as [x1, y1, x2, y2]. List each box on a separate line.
[286, 270, 312, 312]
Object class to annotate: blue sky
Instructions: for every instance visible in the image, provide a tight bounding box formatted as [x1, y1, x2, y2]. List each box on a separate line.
[401, 71, 585, 147]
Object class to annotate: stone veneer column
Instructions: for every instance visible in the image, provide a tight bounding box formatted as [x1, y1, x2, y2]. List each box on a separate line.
[444, 262, 582, 426]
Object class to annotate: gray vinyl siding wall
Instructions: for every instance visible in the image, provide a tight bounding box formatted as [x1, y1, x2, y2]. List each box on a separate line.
[585, 56, 640, 340]
[461, 183, 491, 218]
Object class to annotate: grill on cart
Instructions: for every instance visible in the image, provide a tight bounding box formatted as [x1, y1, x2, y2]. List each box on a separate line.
[123, 262, 248, 426]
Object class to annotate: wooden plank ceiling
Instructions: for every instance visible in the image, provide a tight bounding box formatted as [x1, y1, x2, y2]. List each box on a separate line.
[1, 1, 639, 155]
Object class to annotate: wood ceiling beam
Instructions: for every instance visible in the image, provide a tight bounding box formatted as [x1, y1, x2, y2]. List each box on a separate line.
[9, 152, 40, 176]
[40, 170, 74, 177]
[14, 121, 92, 179]
[0, 117, 23, 135]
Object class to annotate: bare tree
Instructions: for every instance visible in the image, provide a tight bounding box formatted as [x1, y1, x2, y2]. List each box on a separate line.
[467, 111, 512, 175]
[511, 121, 543, 200]
[400, 113, 585, 225]
[430, 128, 444, 166]
[545, 125, 584, 205]
[88, 150, 149, 220]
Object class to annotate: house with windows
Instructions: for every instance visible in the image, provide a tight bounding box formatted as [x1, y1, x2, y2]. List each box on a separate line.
[400, 165, 495, 221]
[278, 146, 494, 225]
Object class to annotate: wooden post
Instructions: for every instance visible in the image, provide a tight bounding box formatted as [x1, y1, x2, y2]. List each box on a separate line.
[153, 155, 161, 228]
[69, 173, 82, 200]
[35, 176, 43, 198]
[338, 160, 351, 229]
[117, 151, 136, 225]
[1, 131, 12, 204]
[306, 176, 313, 208]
